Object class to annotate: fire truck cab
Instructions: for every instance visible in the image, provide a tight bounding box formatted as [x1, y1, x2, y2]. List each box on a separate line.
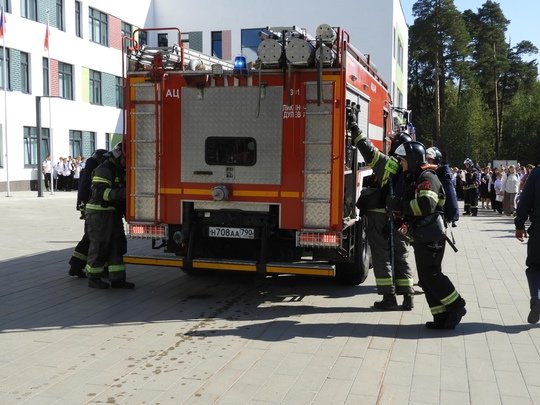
[123, 24, 397, 284]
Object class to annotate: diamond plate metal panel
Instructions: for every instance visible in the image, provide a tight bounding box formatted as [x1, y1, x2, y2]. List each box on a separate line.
[306, 113, 332, 143]
[135, 143, 155, 167]
[135, 169, 155, 194]
[305, 81, 334, 101]
[134, 84, 158, 102]
[305, 173, 331, 199]
[304, 202, 330, 228]
[134, 104, 156, 141]
[134, 196, 155, 221]
[181, 86, 283, 184]
[305, 144, 331, 171]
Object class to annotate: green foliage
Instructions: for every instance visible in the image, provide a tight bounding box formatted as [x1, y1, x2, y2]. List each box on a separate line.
[408, 0, 539, 164]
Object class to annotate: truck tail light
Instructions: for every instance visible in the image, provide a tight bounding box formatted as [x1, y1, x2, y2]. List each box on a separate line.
[296, 231, 341, 248]
[127, 223, 167, 239]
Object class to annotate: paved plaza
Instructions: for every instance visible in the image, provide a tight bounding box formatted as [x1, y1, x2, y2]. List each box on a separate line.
[0, 191, 538, 404]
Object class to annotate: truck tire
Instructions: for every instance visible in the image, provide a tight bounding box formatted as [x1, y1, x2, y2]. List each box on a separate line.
[335, 216, 371, 285]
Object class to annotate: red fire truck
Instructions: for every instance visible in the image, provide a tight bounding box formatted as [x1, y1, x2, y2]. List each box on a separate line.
[122, 24, 402, 284]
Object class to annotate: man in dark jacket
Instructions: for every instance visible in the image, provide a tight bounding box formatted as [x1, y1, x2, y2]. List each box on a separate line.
[349, 119, 414, 311]
[463, 158, 480, 216]
[515, 164, 540, 323]
[85, 143, 133, 289]
[68, 149, 108, 278]
[426, 147, 459, 227]
[391, 141, 466, 329]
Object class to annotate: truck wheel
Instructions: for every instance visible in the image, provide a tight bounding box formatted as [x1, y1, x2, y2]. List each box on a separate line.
[335, 216, 371, 285]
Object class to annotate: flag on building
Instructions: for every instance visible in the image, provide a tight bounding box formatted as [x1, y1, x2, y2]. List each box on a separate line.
[44, 23, 49, 51]
[0, 7, 6, 39]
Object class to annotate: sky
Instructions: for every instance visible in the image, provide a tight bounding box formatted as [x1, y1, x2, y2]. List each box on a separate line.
[401, 0, 539, 63]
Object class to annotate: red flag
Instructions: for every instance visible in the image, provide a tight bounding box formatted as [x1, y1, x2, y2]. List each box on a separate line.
[44, 23, 49, 50]
[0, 8, 6, 39]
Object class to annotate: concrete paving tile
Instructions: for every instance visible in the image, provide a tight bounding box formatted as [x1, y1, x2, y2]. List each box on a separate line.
[280, 389, 318, 405]
[466, 356, 497, 382]
[409, 374, 440, 403]
[413, 353, 441, 377]
[311, 377, 353, 405]
[500, 396, 533, 405]
[376, 384, 412, 405]
[441, 365, 469, 392]
[469, 380, 502, 405]
[440, 390, 471, 405]
[383, 360, 414, 387]
[251, 373, 298, 403]
[344, 394, 378, 405]
[349, 368, 384, 397]
[327, 355, 362, 381]
[495, 370, 530, 398]
[389, 339, 417, 363]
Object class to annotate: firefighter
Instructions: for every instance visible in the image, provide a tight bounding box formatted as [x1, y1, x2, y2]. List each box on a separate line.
[349, 119, 414, 311]
[463, 158, 480, 216]
[514, 164, 540, 323]
[425, 147, 459, 227]
[68, 149, 108, 278]
[84, 143, 134, 289]
[391, 141, 466, 329]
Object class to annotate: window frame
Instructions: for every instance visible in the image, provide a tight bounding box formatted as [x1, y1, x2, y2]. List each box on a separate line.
[58, 61, 73, 100]
[211, 31, 223, 59]
[43, 57, 50, 96]
[75, 1, 82, 38]
[0, 47, 11, 91]
[115, 76, 123, 109]
[56, 0, 64, 31]
[89, 69, 102, 105]
[241, 28, 262, 62]
[89, 7, 108, 46]
[20, 51, 30, 94]
[24, 126, 50, 168]
[21, 0, 37, 21]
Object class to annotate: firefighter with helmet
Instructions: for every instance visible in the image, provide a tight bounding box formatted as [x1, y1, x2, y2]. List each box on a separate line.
[390, 141, 466, 329]
[84, 142, 134, 289]
[349, 118, 415, 311]
[463, 158, 480, 216]
[68, 148, 109, 278]
[425, 147, 459, 227]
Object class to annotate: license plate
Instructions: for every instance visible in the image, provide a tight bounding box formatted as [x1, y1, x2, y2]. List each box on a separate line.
[208, 226, 255, 239]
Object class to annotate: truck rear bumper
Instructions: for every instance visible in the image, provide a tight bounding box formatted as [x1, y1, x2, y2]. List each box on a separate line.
[123, 254, 335, 277]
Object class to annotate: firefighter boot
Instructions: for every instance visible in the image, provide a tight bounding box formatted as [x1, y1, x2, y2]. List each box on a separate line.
[402, 294, 414, 311]
[444, 297, 467, 329]
[110, 280, 135, 289]
[527, 298, 540, 324]
[373, 294, 399, 311]
[425, 313, 449, 329]
[88, 277, 109, 289]
[68, 266, 87, 278]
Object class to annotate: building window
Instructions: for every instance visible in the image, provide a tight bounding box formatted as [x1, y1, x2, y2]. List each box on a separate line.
[115, 76, 123, 108]
[138, 30, 147, 46]
[181, 32, 202, 52]
[89, 7, 108, 46]
[0, 47, 10, 90]
[56, 0, 64, 31]
[21, 0, 37, 21]
[20, 51, 30, 94]
[43, 57, 49, 96]
[89, 70, 102, 105]
[75, 1, 82, 38]
[211, 31, 222, 58]
[70, 130, 82, 158]
[241, 28, 262, 62]
[1, 0, 11, 13]
[121, 21, 133, 51]
[397, 37, 403, 69]
[24, 126, 50, 167]
[59, 62, 73, 100]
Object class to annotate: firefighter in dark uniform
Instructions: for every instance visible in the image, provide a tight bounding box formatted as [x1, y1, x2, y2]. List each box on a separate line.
[68, 149, 108, 278]
[463, 158, 480, 216]
[391, 141, 466, 329]
[350, 119, 415, 311]
[85, 143, 134, 289]
[426, 147, 459, 227]
[515, 164, 540, 323]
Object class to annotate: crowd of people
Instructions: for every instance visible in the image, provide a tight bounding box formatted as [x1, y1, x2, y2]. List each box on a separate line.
[451, 162, 535, 217]
[41, 155, 86, 192]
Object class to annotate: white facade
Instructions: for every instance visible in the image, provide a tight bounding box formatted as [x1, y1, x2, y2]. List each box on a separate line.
[0, 0, 407, 192]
